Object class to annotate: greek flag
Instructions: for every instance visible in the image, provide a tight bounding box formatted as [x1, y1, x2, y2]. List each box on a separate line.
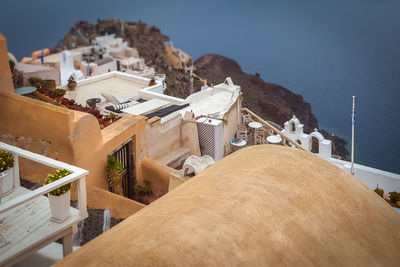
[352, 102, 356, 125]
[40, 49, 44, 65]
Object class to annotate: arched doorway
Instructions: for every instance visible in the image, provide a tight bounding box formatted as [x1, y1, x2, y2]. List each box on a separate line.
[310, 137, 319, 154]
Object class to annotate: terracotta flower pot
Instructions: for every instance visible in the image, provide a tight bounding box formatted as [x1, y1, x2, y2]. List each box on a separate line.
[41, 79, 56, 92]
[68, 81, 77, 90]
[48, 191, 71, 222]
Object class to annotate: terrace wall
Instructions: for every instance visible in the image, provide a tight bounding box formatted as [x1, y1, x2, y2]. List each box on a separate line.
[0, 91, 146, 194]
[330, 158, 400, 192]
[141, 157, 175, 197]
[222, 98, 242, 148]
[143, 115, 201, 165]
[0, 34, 13, 93]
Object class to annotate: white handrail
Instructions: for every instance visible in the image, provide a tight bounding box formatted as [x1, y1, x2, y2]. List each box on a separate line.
[0, 142, 86, 174]
[0, 142, 88, 218]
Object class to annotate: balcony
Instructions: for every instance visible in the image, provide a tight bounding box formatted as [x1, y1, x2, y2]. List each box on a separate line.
[0, 142, 88, 266]
[232, 108, 305, 151]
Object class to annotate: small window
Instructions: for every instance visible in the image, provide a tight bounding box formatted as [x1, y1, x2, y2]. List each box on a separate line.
[291, 122, 296, 132]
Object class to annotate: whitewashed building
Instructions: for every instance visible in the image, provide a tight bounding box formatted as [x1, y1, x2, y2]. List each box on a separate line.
[282, 115, 400, 192]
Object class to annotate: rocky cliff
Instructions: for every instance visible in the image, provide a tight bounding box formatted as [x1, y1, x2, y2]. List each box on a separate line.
[195, 54, 348, 159]
[195, 54, 318, 133]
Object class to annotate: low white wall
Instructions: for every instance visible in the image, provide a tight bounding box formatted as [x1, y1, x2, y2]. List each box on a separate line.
[139, 87, 185, 105]
[330, 158, 400, 192]
[23, 68, 61, 86]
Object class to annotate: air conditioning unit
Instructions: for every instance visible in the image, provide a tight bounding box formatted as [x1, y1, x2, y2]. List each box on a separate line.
[196, 118, 223, 161]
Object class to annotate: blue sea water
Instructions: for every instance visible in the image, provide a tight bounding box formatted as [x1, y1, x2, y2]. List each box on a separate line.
[1, 0, 399, 173]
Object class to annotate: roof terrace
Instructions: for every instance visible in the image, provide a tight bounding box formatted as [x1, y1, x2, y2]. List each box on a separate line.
[63, 71, 159, 107]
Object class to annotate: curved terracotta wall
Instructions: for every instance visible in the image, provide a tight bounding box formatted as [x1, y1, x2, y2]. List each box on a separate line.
[0, 34, 13, 93]
[140, 156, 175, 196]
[0, 91, 107, 188]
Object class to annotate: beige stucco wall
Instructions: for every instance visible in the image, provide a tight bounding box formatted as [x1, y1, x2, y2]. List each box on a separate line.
[138, 115, 200, 196]
[0, 91, 146, 194]
[0, 91, 103, 187]
[103, 114, 146, 187]
[141, 157, 175, 196]
[86, 186, 145, 219]
[31, 48, 50, 60]
[144, 115, 200, 164]
[0, 34, 13, 93]
[168, 171, 188, 192]
[164, 44, 182, 69]
[222, 98, 242, 149]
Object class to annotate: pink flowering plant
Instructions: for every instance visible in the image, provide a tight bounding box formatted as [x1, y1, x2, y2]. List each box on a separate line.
[0, 149, 14, 173]
[44, 168, 72, 196]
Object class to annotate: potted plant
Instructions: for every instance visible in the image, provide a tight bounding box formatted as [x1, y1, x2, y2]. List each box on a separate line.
[105, 156, 123, 195]
[41, 79, 56, 92]
[374, 184, 384, 198]
[44, 168, 72, 222]
[109, 112, 119, 123]
[0, 150, 15, 196]
[28, 77, 42, 89]
[134, 180, 153, 204]
[67, 75, 77, 90]
[54, 89, 66, 104]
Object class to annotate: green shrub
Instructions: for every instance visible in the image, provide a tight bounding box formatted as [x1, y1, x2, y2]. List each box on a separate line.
[0, 150, 14, 172]
[109, 113, 119, 122]
[106, 156, 124, 195]
[54, 88, 66, 97]
[374, 184, 384, 198]
[105, 156, 123, 173]
[28, 77, 42, 86]
[44, 168, 72, 196]
[389, 191, 400, 203]
[134, 179, 152, 196]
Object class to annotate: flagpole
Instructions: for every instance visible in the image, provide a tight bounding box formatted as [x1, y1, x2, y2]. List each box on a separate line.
[351, 96, 355, 175]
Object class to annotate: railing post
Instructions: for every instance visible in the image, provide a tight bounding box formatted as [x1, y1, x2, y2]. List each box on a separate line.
[13, 155, 20, 188]
[77, 176, 88, 218]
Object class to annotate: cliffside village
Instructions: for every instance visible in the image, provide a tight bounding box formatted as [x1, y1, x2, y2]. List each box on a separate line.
[0, 32, 400, 266]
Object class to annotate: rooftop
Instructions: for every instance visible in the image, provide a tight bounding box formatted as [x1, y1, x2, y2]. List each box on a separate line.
[160, 82, 240, 122]
[63, 71, 158, 107]
[31, 46, 95, 65]
[54, 145, 400, 266]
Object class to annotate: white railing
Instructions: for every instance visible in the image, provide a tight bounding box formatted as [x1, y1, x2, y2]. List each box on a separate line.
[0, 142, 88, 218]
[242, 108, 307, 151]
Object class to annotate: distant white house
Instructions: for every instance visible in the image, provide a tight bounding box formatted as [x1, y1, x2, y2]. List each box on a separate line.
[59, 50, 85, 85]
[91, 34, 154, 78]
[282, 115, 332, 160]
